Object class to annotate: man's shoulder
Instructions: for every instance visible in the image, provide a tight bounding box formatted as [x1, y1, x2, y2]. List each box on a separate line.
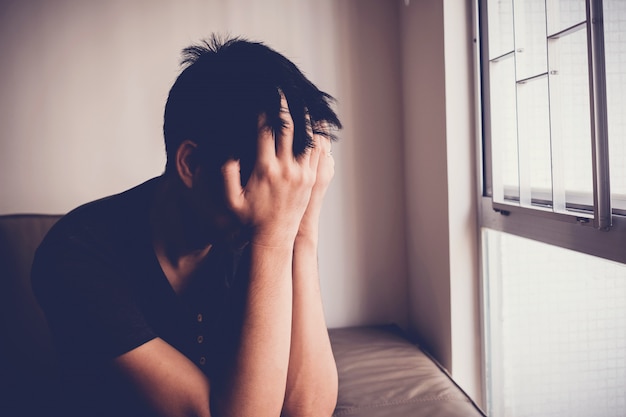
[46, 177, 160, 243]
[33, 177, 162, 273]
[31, 176, 163, 301]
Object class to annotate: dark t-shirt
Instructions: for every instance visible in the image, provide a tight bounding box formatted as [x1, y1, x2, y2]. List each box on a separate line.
[31, 177, 248, 416]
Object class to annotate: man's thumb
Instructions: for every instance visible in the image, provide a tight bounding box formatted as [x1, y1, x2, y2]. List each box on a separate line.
[221, 159, 244, 211]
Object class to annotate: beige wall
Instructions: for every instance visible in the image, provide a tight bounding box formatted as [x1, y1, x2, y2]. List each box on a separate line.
[401, 0, 481, 403]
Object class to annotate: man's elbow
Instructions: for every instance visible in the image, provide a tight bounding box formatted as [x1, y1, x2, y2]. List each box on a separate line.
[282, 386, 338, 417]
[281, 402, 336, 417]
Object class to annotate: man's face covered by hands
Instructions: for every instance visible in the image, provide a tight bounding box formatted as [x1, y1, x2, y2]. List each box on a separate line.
[163, 37, 341, 246]
[189, 92, 333, 250]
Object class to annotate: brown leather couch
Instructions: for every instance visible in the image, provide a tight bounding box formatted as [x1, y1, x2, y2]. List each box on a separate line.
[0, 214, 485, 417]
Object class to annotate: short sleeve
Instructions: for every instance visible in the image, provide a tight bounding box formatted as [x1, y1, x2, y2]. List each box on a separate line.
[32, 230, 157, 368]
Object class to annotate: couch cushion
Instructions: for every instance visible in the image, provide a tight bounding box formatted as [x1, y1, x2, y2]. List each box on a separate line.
[329, 325, 485, 417]
[0, 214, 62, 417]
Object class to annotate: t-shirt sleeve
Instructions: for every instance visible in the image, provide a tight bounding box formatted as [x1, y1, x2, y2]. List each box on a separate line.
[32, 231, 157, 368]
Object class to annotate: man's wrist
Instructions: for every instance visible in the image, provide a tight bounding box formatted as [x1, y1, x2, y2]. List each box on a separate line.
[294, 231, 318, 250]
[297, 214, 320, 241]
[250, 224, 299, 249]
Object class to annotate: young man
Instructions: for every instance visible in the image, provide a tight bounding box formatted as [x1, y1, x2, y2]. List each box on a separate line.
[32, 36, 342, 417]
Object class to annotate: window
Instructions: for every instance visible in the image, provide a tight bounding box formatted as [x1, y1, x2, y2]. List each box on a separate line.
[478, 0, 626, 415]
[483, 0, 625, 226]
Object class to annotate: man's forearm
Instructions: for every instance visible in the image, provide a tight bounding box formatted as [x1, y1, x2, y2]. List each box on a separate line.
[215, 244, 294, 417]
[283, 234, 338, 417]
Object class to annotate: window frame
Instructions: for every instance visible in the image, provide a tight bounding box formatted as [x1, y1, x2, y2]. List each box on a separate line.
[477, 0, 626, 265]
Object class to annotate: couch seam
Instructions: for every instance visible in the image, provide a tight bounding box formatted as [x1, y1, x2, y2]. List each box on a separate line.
[332, 394, 470, 416]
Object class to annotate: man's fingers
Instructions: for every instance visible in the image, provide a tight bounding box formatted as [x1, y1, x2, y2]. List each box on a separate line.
[304, 112, 317, 169]
[276, 93, 294, 159]
[318, 121, 332, 157]
[324, 136, 332, 158]
[308, 127, 322, 171]
[304, 110, 313, 139]
[256, 113, 276, 163]
[221, 159, 244, 212]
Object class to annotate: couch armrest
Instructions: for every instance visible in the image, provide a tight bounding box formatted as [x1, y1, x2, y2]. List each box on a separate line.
[0, 214, 62, 417]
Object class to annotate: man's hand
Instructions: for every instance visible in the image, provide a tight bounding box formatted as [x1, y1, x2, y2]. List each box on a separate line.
[282, 118, 338, 417]
[222, 94, 320, 248]
[219, 96, 338, 417]
[297, 119, 334, 241]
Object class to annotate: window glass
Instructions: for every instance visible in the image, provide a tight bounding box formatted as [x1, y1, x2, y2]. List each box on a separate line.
[489, 55, 519, 203]
[516, 76, 552, 207]
[483, 229, 626, 417]
[486, 0, 624, 218]
[546, 0, 586, 36]
[514, 0, 548, 80]
[487, 0, 514, 59]
[547, 25, 593, 211]
[605, 0, 626, 211]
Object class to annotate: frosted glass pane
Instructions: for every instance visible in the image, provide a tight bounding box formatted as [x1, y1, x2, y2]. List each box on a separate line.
[514, 0, 548, 80]
[488, 0, 515, 59]
[546, 0, 586, 36]
[604, 0, 626, 211]
[483, 229, 626, 417]
[490, 55, 519, 202]
[517, 77, 552, 206]
[548, 26, 593, 210]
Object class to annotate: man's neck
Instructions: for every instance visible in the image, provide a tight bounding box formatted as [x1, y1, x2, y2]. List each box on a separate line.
[149, 174, 213, 294]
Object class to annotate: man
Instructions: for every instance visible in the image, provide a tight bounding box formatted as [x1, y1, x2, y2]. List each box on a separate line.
[32, 36, 342, 417]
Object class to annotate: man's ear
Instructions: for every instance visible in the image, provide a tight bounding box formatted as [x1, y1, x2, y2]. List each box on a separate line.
[176, 140, 200, 189]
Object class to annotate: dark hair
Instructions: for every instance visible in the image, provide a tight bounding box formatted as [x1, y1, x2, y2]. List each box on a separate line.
[163, 35, 342, 182]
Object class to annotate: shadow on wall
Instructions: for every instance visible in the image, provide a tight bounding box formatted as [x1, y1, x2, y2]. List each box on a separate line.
[328, 0, 409, 328]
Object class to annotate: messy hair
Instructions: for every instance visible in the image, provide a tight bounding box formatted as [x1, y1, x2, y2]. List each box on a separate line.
[163, 35, 342, 182]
